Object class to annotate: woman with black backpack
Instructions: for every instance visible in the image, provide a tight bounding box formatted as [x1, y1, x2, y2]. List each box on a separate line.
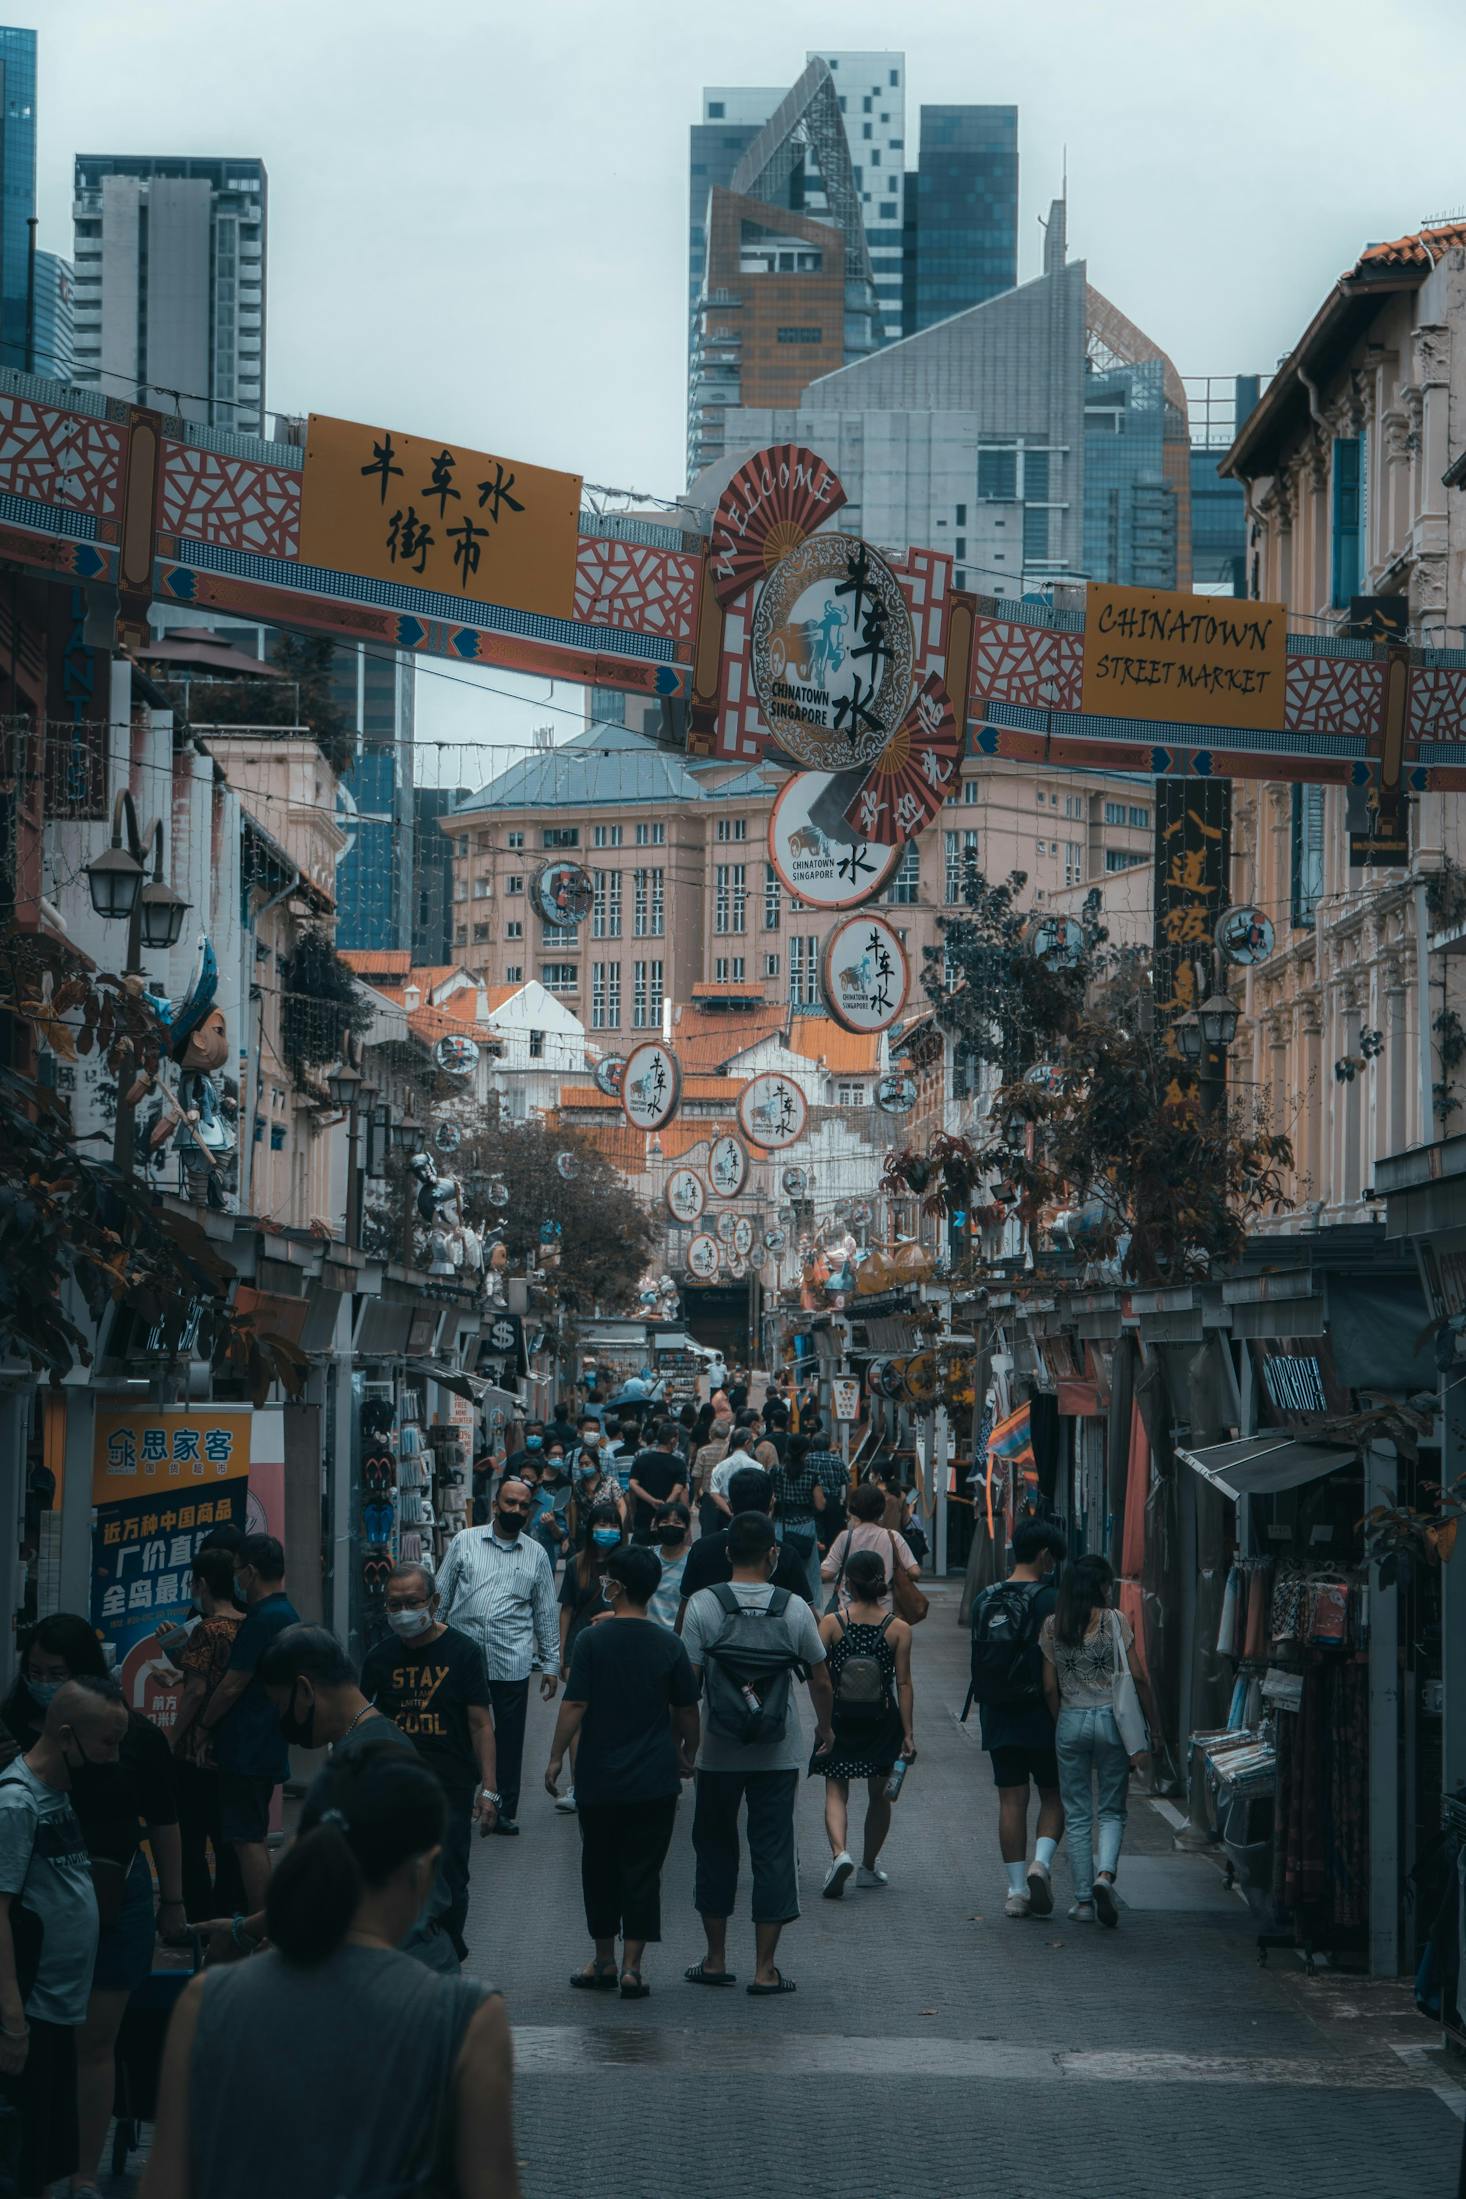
[812, 1550, 916, 1898]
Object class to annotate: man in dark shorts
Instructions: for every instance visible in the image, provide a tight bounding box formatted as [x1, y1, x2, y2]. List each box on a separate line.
[972, 1518, 1068, 1918]
[196, 1534, 298, 1915]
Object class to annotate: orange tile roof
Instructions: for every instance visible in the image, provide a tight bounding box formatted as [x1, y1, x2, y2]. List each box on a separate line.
[549, 1114, 737, 1174]
[690, 980, 771, 1000]
[407, 1005, 500, 1049]
[559, 1076, 745, 1110]
[483, 984, 522, 1011]
[340, 949, 411, 976]
[786, 1017, 882, 1074]
[1354, 222, 1466, 272]
[410, 965, 463, 996]
[673, 1000, 788, 1073]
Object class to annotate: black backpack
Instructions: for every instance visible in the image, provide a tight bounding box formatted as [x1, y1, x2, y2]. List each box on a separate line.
[833, 1613, 895, 1726]
[969, 1581, 1046, 1708]
[701, 1584, 804, 1746]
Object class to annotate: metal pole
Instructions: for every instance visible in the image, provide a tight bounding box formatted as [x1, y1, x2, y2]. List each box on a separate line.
[346, 1101, 361, 1249]
[24, 216, 36, 375]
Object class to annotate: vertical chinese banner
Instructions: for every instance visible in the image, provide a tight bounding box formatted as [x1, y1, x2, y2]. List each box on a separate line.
[91, 1407, 253, 1730]
[1152, 782, 1231, 1105]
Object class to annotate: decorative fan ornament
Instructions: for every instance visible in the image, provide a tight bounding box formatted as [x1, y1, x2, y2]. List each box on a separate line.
[706, 444, 848, 609]
[836, 674, 960, 847]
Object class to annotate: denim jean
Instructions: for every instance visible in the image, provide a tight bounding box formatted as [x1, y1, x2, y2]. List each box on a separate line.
[1055, 1704, 1130, 1900]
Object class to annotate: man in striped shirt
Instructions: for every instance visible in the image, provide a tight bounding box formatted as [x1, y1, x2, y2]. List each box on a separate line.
[439, 1478, 559, 1835]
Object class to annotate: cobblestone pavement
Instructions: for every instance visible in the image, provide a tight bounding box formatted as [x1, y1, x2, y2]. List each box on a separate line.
[461, 1583, 1464, 2199]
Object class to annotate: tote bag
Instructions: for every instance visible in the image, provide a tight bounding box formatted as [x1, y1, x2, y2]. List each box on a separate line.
[1109, 1609, 1149, 1758]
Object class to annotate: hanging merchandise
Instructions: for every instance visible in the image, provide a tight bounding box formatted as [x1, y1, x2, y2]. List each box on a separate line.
[620, 1040, 682, 1132]
[707, 1132, 748, 1197]
[820, 912, 910, 1034]
[665, 1167, 705, 1224]
[767, 771, 903, 911]
[533, 861, 595, 928]
[738, 1071, 808, 1150]
[592, 1055, 626, 1097]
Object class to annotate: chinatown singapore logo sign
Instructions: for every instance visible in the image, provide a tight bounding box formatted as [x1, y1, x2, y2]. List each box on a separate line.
[620, 1041, 681, 1132]
[665, 1167, 705, 1223]
[821, 913, 909, 1035]
[707, 1133, 748, 1198]
[751, 534, 914, 772]
[738, 1072, 808, 1152]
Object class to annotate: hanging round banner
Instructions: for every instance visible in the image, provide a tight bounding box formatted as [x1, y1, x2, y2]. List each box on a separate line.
[751, 534, 914, 772]
[781, 1166, 808, 1196]
[686, 1234, 721, 1282]
[665, 1167, 705, 1224]
[902, 1350, 939, 1407]
[764, 1228, 786, 1251]
[708, 444, 849, 609]
[434, 1121, 461, 1152]
[592, 1055, 626, 1097]
[820, 912, 910, 1034]
[768, 770, 902, 912]
[534, 862, 595, 929]
[732, 1215, 754, 1258]
[715, 1211, 737, 1245]
[835, 673, 961, 846]
[707, 1132, 749, 1198]
[727, 1254, 748, 1281]
[620, 1041, 681, 1132]
[1025, 913, 1085, 971]
[433, 1033, 479, 1077]
[1216, 904, 1275, 967]
[555, 1150, 579, 1181]
[738, 1072, 808, 1151]
[875, 1072, 918, 1116]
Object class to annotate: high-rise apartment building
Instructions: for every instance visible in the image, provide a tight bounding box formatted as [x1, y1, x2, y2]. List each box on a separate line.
[0, 27, 36, 375]
[906, 105, 1018, 332]
[32, 249, 71, 381]
[71, 155, 267, 432]
[411, 785, 465, 965]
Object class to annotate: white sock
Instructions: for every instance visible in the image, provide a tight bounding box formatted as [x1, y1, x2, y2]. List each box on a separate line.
[1033, 1837, 1058, 1870]
[1006, 1862, 1028, 1895]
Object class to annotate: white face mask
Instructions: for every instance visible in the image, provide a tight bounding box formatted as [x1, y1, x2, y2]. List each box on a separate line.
[386, 1608, 434, 1640]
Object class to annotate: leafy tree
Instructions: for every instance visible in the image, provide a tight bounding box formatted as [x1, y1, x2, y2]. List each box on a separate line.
[448, 1112, 655, 1313]
[159, 631, 354, 778]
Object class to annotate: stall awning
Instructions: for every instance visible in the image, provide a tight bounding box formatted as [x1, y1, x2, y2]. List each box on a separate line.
[1176, 1433, 1358, 1500]
[407, 1358, 489, 1405]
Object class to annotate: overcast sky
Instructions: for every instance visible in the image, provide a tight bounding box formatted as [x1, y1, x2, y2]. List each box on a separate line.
[27, 0, 1466, 783]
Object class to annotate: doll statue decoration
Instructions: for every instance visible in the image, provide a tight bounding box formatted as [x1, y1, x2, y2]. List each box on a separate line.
[143, 937, 238, 1210]
[409, 1150, 487, 1289]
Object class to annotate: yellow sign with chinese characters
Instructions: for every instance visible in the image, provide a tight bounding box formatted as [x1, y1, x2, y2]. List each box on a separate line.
[298, 414, 582, 622]
[92, 1406, 253, 1506]
[1082, 584, 1288, 733]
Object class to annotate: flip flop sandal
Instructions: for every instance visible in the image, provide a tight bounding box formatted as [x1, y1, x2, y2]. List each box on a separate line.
[569, 1968, 619, 1991]
[620, 1972, 651, 1999]
[684, 1962, 737, 1987]
[747, 1970, 797, 1996]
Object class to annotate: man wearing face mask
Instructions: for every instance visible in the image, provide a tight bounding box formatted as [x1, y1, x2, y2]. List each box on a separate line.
[361, 1564, 498, 1959]
[438, 1480, 560, 1837]
[503, 1421, 547, 1483]
[194, 1535, 298, 1922]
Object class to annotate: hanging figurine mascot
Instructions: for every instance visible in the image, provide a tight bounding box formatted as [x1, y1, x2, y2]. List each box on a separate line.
[143, 936, 238, 1209]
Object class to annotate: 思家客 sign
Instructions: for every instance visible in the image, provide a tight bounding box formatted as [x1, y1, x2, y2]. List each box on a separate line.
[91, 1407, 254, 1727]
[1081, 585, 1287, 733]
[298, 414, 582, 622]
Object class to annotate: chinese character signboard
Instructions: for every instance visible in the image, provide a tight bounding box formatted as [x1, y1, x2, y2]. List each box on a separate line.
[707, 1133, 748, 1198]
[820, 913, 909, 1035]
[750, 534, 914, 770]
[298, 414, 582, 622]
[738, 1072, 808, 1151]
[620, 1042, 682, 1132]
[91, 1407, 254, 1727]
[1153, 781, 1231, 1098]
[767, 772, 900, 911]
[1081, 586, 1287, 734]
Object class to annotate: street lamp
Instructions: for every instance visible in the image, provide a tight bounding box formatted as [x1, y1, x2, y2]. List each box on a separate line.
[1174, 1010, 1204, 1066]
[85, 841, 143, 922]
[325, 1060, 363, 1109]
[85, 790, 190, 964]
[394, 1111, 423, 1153]
[1197, 984, 1240, 1053]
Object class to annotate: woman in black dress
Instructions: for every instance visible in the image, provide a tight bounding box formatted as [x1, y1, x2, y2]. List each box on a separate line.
[812, 1550, 916, 1899]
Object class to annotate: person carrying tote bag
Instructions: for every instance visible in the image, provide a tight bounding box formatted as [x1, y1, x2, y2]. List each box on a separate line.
[819, 1485, 926, 1621]
[1039, 1556, 1147, 1930]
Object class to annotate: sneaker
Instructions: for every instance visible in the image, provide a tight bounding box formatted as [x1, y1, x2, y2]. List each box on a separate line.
[554, 1787, 578, 1814]
[1068, 1899, 1095, 1922]
[1093, 1876, 1120, 1928]
[1004, 1890, 1032, 1918]
[822, 1851, 855, 1899]
[856, 1864, 889, 1889]
[1025, 1860, 1053, 1916]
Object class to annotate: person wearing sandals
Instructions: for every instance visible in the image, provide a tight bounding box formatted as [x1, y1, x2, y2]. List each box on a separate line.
[545, 1545, 699, 2000]
[1040, 1557, 1147, 1928]
[812, 1551, 916, 1898]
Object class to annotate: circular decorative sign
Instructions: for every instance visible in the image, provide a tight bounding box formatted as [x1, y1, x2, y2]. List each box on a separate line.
[434, 1121, 461, 1152]
[751, 533, 914, 771]
[433, 1033, 479, 1077]
[820, 913, 910, 1034]
[781, 1166, 808, 1196]
[707, 1132, 749, 1199]
[686, 1233, 721, 1282]
[665, 1167, 705, 1224]
[768, 772, 902, 911]
[732, 1215, 754, 1258]
[620, 1041, 681, 1132]
[534, 861, 595, 929]
[875, 1072, 918, 1116]
[593, 1055, 626, 1097]
[1026, 913, 1085, 971]
[738, 1072, 808, 1151]
[727, 1254, 747, 1281]
[555, 1150, 579, 1181]
[764, 1228, 786, 1251]
[1216, 904, 1275, 967]
[715, 1211, 737, 1244]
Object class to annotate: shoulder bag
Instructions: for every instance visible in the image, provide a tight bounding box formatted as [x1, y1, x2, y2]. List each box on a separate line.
[887, 1529, 929, 1628]
[1108, 1609, 1149, 1759]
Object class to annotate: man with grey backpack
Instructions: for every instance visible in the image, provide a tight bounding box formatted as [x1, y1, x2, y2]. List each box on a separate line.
[680, 1512, 834, 1996]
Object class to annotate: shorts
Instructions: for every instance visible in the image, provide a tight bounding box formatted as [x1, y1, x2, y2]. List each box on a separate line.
[93, 1849, 157, 1993]
[988, 1741, 1060, 1793]
[0, 2016, 79, 2192]
[218, 1769, 276, 1844]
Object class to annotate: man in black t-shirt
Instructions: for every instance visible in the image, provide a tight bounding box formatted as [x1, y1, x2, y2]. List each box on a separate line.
[360, 1563, 498, 1958]
[676, 1466, 811, 1625]
[626, 1421, 690, 1544]
[972, 1517, 1068, 1921]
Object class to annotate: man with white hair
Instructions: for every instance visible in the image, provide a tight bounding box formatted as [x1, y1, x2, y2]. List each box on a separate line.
[439, 1477, 559, 1837]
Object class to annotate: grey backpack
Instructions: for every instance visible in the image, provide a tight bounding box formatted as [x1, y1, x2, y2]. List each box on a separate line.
[834, 1613, 895, 1723]
[701, 1584, 804, 1745]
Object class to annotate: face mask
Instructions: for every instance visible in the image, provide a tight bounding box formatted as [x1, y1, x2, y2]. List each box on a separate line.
[655, 1523, 685, 1545]
[25, 1676, 61, 1709]
[386, 1608, 433, 1640]
[591, 1528, 620, 1549]
[495, 1512, 525, 1539]
[580, 1432, 601, 1448]
[526, 1435, 543, 1450]
[576, 1464, 598, 1481]
[233, 1574, 252, 1605]
[277, 1684, 316, 1749]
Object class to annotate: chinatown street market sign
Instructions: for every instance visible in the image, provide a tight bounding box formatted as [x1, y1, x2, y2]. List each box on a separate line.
[1081, 585, 1287, 733]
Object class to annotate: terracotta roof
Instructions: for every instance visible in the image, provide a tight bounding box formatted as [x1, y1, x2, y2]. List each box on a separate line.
[673, 1000, 788, 1073]
[1354, 223, 1466, 272]
[550, 1114, 736, 1173]
[340, 950, 412, 977]
[689, 981, 771, 1000]
[560, 1076, 745, 1110]
[786, 1017, 882, 1074]
[483, 984, 522, 1011]
[410, 966, 463, 996]
[406, 1005, 501, 1049]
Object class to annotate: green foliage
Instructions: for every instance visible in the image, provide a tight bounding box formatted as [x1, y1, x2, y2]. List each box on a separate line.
[280, 928, 375, 1092]
[448, 1112, 656, 1314]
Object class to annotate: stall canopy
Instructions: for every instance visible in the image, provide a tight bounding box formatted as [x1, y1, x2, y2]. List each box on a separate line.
[407, 1358, 490, 1405]
[1177, 1433, 1358, 1500]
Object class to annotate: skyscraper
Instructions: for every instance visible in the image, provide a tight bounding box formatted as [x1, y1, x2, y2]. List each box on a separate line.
[907, 105, 1018, 332]
[71, 155, 267, 432]
[32, 249, 71, 381]
[810, 50, 906, 344]
[330, 645, 416, 955]
[689, 88, 779, 349]
[0, 27, 37, 375]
